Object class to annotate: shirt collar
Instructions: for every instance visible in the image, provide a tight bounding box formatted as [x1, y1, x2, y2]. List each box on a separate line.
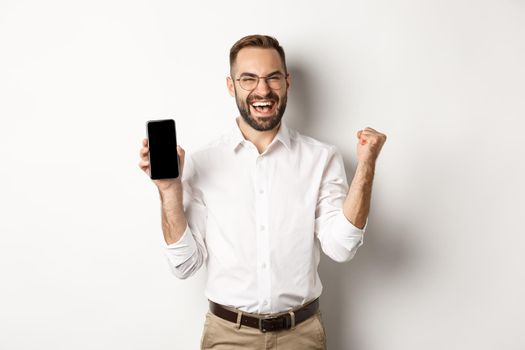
[229, 117, 291, 152]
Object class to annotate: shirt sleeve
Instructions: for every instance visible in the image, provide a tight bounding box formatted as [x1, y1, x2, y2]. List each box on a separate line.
[314, 146, 366, 263]
[163, 154, 208, 279]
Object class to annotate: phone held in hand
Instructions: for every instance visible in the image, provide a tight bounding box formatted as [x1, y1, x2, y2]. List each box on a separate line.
[146, 119, 179, 180]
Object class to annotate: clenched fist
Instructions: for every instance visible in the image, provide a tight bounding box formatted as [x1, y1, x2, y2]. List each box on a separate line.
[356, 127, 387, 164]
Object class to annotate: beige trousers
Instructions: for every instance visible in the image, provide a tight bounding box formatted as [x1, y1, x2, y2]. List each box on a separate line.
[200, 309, 327, 350]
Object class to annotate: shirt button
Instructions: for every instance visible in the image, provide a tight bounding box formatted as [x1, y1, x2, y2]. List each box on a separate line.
[260, 225, 265, 231]
[263, 300, 268, 306]
[259, 189, 264, 194]
[261, 263, 267, 269]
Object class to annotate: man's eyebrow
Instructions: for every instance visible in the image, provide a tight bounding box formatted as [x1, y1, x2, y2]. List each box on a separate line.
[239, 72, 258, 77]
[238, 70, 285, 77]
[266, 70, 284, 77]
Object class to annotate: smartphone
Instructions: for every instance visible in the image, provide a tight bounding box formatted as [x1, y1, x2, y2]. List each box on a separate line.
[146, 119, 179, 180]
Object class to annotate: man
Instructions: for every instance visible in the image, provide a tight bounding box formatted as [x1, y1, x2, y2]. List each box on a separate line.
[138, 35, 386, 350]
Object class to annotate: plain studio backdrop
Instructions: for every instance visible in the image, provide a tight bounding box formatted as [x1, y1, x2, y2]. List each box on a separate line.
[1, 0, 524, 349]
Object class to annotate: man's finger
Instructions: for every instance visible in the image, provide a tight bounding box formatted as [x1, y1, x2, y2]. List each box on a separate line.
[360, 130, 376, 137]
[360, 130, 383, 139]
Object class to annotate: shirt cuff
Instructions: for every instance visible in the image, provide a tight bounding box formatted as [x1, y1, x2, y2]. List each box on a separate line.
[331, 209, 366, 249]
[163, 225, 197, 266]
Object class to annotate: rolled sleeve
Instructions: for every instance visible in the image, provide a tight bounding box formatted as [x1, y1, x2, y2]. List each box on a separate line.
[164, 224, 197, 267]
[331, 210, 366, 256]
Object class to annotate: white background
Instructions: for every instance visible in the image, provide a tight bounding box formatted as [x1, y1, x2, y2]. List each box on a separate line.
[1, 0, 524, 349]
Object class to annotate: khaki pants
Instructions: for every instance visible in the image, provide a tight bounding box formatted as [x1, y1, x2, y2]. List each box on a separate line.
[200, 309, 327, 349]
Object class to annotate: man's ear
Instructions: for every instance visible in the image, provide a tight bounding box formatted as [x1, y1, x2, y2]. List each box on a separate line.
[226, 76, 235, 97]
[286, 73, 291, 90]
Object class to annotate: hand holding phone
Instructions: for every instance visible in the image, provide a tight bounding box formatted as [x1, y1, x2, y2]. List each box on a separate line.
[139, 120, 188, 245]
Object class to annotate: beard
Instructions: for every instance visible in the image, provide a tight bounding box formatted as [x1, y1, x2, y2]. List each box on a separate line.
[234, 88, 288, 132]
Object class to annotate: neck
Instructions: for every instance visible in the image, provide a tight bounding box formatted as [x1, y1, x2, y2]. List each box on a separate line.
[236, 116, 280, 154]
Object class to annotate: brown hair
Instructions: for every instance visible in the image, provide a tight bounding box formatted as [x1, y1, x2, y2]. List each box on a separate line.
[229, 34, 287, 76]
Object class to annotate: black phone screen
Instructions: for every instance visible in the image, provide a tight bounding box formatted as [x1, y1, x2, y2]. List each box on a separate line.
[146, 119, 179, 180]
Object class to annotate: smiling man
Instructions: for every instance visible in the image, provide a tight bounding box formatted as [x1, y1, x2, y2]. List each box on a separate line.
[139, 34, 386, 350]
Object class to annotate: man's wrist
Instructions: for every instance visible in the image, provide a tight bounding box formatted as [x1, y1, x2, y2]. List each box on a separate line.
[158, 183, 183, 203]
[357, 160, 376, 172]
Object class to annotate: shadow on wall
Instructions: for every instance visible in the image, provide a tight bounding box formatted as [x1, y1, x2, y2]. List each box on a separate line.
[317, 218, 412, 349]
[287, 62, 412, 349]
[285, 62, 315, 132]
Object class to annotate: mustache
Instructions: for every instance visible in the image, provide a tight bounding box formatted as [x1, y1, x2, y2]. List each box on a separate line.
[247, 91, 279, 103]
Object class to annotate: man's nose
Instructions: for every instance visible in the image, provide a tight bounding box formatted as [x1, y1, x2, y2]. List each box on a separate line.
[254, 78, 271, 94]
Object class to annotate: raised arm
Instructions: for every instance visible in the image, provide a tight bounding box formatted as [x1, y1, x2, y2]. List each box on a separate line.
[343, 127, 387, 228]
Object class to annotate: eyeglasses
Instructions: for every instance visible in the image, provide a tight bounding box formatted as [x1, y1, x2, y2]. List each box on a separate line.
[234, 73, 289, 91]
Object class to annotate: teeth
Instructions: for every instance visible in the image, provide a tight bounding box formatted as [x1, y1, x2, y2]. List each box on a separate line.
[252, 101, 273, 107]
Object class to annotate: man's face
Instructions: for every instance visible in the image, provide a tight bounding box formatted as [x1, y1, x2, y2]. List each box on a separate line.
[227, 48, 290, 131]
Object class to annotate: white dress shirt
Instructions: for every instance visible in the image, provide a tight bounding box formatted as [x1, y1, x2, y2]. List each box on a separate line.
[163, 117, 366, 314]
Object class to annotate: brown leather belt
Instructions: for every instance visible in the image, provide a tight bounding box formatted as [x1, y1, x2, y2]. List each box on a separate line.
[209, 298, 319, 333]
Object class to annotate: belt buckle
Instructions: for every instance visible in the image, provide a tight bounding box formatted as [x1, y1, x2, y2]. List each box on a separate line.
[258, 315, 291, 333]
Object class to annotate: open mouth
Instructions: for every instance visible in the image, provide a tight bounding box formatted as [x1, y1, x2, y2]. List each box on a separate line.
[250, 100, 277, 116]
